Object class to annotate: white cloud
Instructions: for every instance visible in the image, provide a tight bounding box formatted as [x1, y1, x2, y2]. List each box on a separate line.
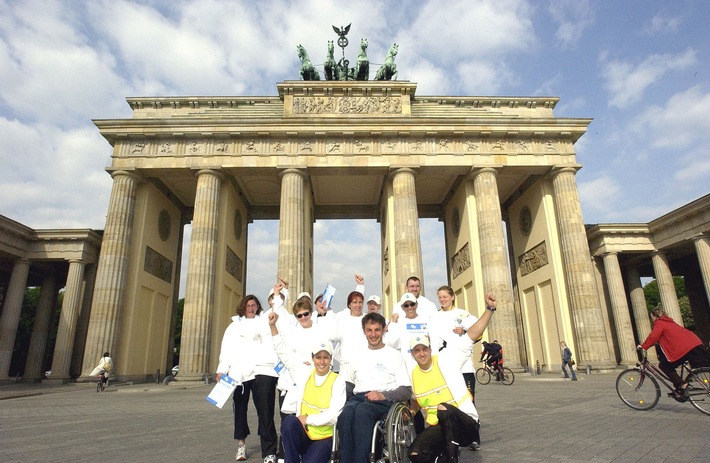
[577, 175, 621, 218]
[405, 0, 535, 62]
[547, 0, 595, 49]
[673, 145, 710, 183]
[601, 47, 697, 109]
[630, 85, 710, 149]
[644, 13, 683, 35]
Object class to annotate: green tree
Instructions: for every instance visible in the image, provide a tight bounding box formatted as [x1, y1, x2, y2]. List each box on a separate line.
[172, 298, 184, 366]
[643, 276, 694, 328]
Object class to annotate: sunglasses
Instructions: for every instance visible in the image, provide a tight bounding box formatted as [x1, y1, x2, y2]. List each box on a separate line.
[295, 312, 311, 319]
[402, 303, 416, 308]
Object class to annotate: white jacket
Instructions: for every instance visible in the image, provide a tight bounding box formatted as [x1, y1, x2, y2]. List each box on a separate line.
[272, 333, 346, 425]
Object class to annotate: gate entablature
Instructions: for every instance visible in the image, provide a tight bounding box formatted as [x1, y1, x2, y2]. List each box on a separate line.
[95, 82, 590, 220]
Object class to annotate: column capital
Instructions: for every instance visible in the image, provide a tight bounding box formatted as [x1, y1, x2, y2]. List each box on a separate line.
[109, 169, 142, 182]
[279, 168, 308, 179]
[468, 166, 501, 179]
[691, 233, 709, 243]
[549, 165, 582, 178]
[651, 249, 665, 257]
[66, 258, 86, 265]
[601, 251, 619, 258]
[194, 168, 224, 181]
[388, 167, 418, 178]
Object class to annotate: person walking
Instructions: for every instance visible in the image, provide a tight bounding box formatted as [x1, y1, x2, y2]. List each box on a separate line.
[560, 341, 577, 381]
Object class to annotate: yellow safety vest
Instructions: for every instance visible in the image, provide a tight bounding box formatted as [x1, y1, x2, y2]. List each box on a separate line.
[300, 370, 338, 440]
[411, 356, 470, 426]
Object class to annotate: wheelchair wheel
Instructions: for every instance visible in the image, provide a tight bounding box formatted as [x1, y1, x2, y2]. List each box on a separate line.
[475, 367, 491, 385]
[384, 402, 415, 463]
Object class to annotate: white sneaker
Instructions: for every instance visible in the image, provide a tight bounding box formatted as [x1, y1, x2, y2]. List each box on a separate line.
[264, 455, 277, 463]
[235, 444, 247, 461]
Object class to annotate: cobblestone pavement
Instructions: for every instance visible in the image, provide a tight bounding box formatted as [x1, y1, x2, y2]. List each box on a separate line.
[0, 372, 708, 462]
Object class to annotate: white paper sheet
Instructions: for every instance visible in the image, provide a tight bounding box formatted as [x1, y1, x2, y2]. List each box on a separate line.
[206, 375, 238, 409]
[322, 283, 336, 309]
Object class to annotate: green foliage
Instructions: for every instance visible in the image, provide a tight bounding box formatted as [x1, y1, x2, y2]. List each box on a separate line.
[643, 276, 694, 328]
[172, 298, 184, 366]
[174, 298, 184, 348]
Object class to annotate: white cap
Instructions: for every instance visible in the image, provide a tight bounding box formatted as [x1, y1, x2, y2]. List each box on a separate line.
[367, 295, 381, 305]
[311, 341, 334, 357]
[399, 292, 417, 305]
[410, 335, 430, 350]
[297, 291, 312, 300]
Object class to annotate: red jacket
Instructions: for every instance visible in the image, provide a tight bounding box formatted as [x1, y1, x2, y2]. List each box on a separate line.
[640, 315, 702, 362]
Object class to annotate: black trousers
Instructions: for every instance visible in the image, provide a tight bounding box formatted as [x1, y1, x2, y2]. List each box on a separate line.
[462, 372, 475, 403]
[408, 403, 480, 463]
[233, 375, 278, 457]
[659, 346, 710, 389]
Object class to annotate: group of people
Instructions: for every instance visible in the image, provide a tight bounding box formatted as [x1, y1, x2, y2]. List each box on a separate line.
[215, 275, 498, 463]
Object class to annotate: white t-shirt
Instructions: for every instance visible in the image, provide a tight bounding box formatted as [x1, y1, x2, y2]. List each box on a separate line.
[393, 294, 438, 320]
[350, 344, 410, 394]
[385, 314, 430, 372]
[429, 307, 478, 370]
[323, 309, 367, 380]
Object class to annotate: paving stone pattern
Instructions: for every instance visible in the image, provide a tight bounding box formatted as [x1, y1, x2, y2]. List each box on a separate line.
[0, 373, 708, 462]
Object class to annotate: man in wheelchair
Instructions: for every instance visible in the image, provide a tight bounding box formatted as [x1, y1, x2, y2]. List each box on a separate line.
[408, 292, 497, 463]
[337, 313, 412, 463]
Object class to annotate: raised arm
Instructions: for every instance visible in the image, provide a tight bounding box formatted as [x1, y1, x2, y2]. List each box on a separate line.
[466, 292, 497, 342]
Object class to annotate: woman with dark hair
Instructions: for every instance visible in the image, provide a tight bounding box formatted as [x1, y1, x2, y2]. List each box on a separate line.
[216, 294, 279, 463]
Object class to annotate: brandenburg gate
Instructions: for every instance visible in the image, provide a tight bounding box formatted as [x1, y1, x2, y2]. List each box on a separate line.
[76, 78, 615, 382]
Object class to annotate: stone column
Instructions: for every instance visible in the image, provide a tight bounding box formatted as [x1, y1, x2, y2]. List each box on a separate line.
[0, 258, 31, 379]
[81, 170, 140, 378]
[651, 251, 683, 324]
[626, 266, 656, 360]
[49, 260, 86, 381]
[180, 169, 223, 381]
[71, 263, 97, 377]
[471, 168, 520, 367]
[277, 169, 308, 302]
[693, 234, 710, 305]
[551, 167, 611, 365]
[601, 253, 637, 364]
[391, 168, 424, 293]
[24, 272, 58, 381]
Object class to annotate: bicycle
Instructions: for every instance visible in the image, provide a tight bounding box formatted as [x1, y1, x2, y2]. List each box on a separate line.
[96, 370, 109, 392]
[615, 348, 710, 415]
[475, 361, 514, 385]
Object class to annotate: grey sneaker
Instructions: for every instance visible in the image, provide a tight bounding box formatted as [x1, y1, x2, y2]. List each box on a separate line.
[235, 444, 247, 461]
[264, 455, 277, 463]
[469, 442, 481, 451]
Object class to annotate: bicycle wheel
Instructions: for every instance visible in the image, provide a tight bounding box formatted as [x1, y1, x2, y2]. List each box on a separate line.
[96, 379, 101, 393]
[500, 367, 515, 385]
[475, 367, 491, 385]
[686, 367, 710, 416]
[616, 368, 660, 411]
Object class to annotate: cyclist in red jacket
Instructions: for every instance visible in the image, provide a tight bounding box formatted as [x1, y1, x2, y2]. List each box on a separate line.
[638, 306, 709, 398]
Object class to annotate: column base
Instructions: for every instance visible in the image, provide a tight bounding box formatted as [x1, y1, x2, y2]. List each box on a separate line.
[178, 373, 212, 384]
[580, 362, 620, 374]
[43, 378, 74, 385]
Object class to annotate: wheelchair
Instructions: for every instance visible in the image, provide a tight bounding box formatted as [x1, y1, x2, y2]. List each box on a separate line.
[330, 401, 417, 463]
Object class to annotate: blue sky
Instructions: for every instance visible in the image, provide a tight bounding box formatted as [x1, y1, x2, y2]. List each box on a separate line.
[1, 0, 708, 308]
